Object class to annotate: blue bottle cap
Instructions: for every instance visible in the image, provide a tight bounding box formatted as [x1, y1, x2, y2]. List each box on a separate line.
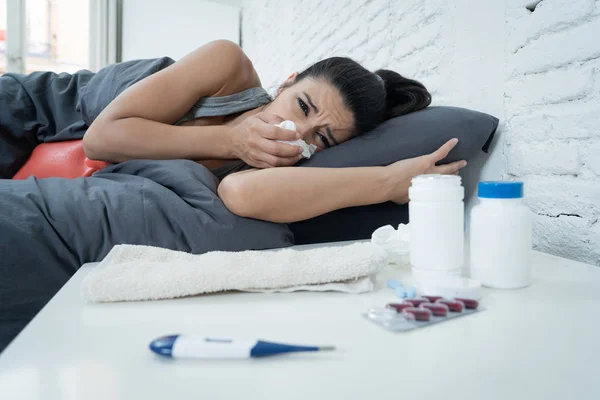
[478, 181, 523, 199]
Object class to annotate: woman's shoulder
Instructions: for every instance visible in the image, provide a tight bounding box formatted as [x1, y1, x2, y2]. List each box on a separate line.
[194, 40, 262, 96]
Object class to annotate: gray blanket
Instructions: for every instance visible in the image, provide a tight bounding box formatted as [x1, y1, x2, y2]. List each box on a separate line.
[0, 59, 293, 351]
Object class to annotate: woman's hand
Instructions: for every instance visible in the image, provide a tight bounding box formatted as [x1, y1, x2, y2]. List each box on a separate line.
[386, 138, 467, 204]
[229, 112, 304, 169]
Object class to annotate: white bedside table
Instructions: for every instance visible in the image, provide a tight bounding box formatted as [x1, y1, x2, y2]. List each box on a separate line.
[1, 241, 599, 400]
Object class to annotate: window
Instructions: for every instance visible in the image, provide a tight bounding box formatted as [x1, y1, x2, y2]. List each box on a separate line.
[0, 0, 6, 74]
[0, 0, 117, 75]
[26, 0, 90, 73]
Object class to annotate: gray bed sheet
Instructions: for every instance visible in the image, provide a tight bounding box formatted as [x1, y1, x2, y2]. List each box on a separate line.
[0, 59, 293, 352]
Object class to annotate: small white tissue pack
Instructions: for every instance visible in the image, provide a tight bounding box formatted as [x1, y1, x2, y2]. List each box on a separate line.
[371, 224, 411, 265]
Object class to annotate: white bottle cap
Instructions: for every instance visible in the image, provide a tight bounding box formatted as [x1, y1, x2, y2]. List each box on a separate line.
[409, 174, 464, 201]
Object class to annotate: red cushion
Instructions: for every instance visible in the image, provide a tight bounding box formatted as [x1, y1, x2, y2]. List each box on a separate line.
[12, 140, 110, 180]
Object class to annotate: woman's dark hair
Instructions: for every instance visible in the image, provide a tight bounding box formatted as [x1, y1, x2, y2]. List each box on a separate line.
[292, 57, 432, 135]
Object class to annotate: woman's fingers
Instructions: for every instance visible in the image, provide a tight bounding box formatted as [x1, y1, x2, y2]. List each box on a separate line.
[234, 113, 305, 168]
[429, 138, 459, 163]
[260, 124, 300, 141]
[254, 113, 300, 141]
[255, 112, 285, 125]
[251, 161, 272, 169]
[428, 160, 467, 175]
[259, 138, 303, 157]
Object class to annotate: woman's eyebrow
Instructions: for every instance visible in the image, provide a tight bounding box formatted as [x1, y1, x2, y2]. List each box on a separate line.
[303, 92, 319, 113]
[302, 91, 339, 145]
[326, 127, 339, 146]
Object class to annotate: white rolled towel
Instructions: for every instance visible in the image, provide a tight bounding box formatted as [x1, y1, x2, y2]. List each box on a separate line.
[81, 242, 388, 303]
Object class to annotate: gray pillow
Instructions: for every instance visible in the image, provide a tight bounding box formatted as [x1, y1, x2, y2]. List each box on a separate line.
[289, 106, 499, 244]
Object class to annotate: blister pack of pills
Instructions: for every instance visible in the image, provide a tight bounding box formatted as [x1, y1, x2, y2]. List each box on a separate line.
[364, 296, 483, 332]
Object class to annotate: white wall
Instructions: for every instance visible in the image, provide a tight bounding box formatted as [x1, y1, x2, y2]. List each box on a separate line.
[121, 0, 240, 61]
[242, 0, 600, 265]
[504, 0, 600, 265]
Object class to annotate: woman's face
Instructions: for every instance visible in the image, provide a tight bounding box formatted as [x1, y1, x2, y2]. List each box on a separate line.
[264, 74, 355, 152]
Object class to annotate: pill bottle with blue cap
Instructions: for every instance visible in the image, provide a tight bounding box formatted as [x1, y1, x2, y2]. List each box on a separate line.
[470, 181, 532, 289]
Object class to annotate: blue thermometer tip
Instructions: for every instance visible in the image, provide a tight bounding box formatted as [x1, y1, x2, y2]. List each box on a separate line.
[250, 341, 335, 357]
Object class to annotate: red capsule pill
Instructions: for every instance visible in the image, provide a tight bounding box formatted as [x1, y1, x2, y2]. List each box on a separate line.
[404, 299, 429, 307]
[420, 303, 449, 317]
[436, 299, 464, 312]
[422, 295, 443, 302]
[402, 307, 432, 321]
[386, 303, 412, 313]
[454, 298, 479, 309]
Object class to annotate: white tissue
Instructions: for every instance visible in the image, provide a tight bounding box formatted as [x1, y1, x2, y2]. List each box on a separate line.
[275, 120, 317, 159]
[278, 120, 297, 131]
[371, 224, 411, 265]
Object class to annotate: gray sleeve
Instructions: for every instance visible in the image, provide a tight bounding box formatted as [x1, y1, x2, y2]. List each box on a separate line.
[78, 57, 175, 126]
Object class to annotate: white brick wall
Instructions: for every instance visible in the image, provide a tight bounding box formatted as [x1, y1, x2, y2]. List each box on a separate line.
[505, 0, 600, 266]
[241, 0, 600, 265]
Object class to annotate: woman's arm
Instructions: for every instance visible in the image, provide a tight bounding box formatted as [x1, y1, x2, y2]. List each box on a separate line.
[218, 166, 393, 223]
[83, 40, 259, 162]
[218, 139, 466, 223]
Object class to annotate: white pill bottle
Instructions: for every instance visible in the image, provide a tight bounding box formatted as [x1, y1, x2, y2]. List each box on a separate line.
[470, 181, 532, 289]
[409, 175, 464, 286]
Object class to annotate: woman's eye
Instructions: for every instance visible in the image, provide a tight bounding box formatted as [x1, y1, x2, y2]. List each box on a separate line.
[317, 132, 331, 148]
[297, 98, 309, 116]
